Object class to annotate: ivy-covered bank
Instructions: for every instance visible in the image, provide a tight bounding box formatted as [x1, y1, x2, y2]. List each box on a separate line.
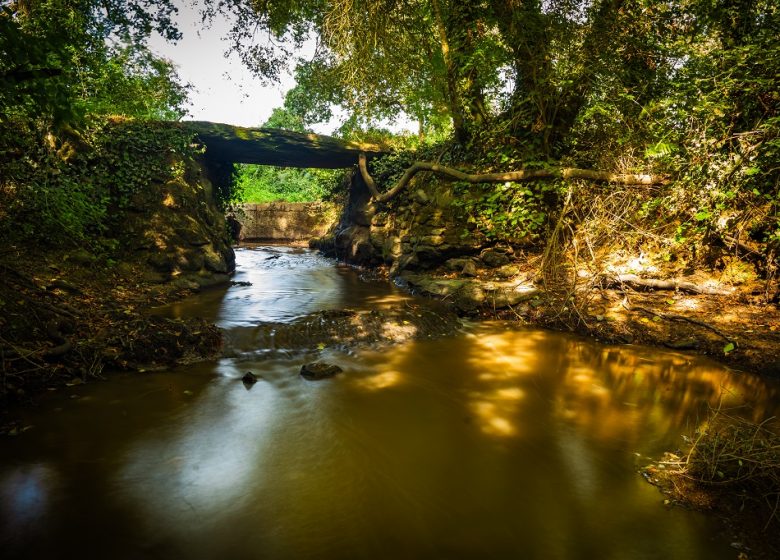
[0, 118, 234, 412]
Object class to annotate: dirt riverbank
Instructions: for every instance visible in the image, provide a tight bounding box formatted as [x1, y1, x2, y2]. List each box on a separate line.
[0, 245, 223, 429]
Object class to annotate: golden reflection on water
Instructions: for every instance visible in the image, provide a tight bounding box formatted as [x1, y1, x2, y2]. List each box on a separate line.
[451, 324, 779, 446]
[355, 370, 404, 391]
[3, 249, 779, 559]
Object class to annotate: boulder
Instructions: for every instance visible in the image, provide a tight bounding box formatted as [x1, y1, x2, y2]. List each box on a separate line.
[495, 264, 520, 278]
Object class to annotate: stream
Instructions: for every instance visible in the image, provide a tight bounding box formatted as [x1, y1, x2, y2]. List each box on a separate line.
[2, 245, 779, 559]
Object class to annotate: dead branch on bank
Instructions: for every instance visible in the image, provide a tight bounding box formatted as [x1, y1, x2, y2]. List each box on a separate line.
[358, 152, 667, 203]
[607, 273, 735, 296]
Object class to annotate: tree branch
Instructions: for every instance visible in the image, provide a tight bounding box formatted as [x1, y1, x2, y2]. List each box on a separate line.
[358, 152, 668, 203]
[608, 273, 734, 296]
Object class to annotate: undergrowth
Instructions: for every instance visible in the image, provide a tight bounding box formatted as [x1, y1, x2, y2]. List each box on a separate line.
[647, 409, 780, 557]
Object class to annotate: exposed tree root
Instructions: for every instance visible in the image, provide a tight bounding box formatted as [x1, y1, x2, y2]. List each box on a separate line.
[358, 152, 667, 203]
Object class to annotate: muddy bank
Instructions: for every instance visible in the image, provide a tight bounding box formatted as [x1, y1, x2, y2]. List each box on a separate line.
[0, 246, 223, 414]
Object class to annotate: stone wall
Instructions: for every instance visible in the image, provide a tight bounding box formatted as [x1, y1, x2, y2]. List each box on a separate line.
[117, 157, 236, 291]
[313, 170, 488, 270]
[310, 170, 540, 314]
[238, 202, 340, 242]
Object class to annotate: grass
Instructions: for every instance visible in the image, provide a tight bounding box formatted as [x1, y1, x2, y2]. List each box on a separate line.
[645, 407, 780, 558]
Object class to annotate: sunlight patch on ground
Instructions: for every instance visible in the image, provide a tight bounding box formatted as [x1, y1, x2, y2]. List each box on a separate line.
[678, 297, 700, 310]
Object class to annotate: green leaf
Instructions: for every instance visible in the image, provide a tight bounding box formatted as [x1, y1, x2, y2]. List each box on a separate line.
[723, 342, 735, 354]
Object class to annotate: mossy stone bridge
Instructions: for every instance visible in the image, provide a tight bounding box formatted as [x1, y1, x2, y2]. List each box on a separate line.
[182, 121, 388, 169]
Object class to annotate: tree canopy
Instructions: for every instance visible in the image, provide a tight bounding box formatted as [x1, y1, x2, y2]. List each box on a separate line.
[1, 0, 189, 125]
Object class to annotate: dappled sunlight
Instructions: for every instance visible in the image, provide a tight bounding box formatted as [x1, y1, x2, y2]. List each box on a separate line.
[380, 318, 418, 341]
[677, 297, 700, 311]
[465, 331, 543, 377]
[460, 330, 545, 438]
[467, 386, 527, 438]
[362, 293, 416, 308]
[355, 370, 404, 391]
[469, 400, 519, 436]
[552, 343, 778, 445]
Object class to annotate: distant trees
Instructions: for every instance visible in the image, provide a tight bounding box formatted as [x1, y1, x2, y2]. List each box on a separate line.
[234, 107, 343, 203]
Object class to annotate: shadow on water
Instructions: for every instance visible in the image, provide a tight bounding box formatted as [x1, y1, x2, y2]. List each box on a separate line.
[2, 246, 779, 559]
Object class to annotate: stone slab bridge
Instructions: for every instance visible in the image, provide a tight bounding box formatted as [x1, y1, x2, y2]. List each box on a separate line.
[181, 121, 388, 168]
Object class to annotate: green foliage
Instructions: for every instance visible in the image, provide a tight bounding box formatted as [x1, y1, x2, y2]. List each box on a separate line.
[368, 146, 559, 242]
[451, 180, 561, 243]
[0, 1, 194, 251]
[233, 107, 343, 203]
[0, 0, 187, 126]
[236, 164, 341, 203]
[0, 118, 198, 249]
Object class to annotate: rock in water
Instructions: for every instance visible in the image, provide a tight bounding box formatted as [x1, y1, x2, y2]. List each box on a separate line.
[242, 371, 258, 385]
[300, 362, 343, 380]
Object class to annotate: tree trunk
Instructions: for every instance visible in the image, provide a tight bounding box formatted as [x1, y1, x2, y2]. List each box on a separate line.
[431, 0, 468, 145]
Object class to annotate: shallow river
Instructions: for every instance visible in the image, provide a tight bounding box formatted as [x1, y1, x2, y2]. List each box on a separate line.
[2, 246, 779, 559]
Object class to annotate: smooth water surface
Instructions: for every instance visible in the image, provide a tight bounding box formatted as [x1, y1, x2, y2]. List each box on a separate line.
[2, 246, 779, 559]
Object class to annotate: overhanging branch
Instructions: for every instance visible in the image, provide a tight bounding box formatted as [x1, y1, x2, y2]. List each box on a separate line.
[358, 152, 667, 203]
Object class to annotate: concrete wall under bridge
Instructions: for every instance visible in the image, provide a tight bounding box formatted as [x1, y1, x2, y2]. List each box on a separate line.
[237, 202, 340, 243]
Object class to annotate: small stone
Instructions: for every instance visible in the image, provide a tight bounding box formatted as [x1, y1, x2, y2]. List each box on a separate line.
[480, 248, 511, 268]
[242, 372, 258, 385]
[494, 264, 520, 278]
[300, 362, 343, 380]
[461, 260, 478, 277]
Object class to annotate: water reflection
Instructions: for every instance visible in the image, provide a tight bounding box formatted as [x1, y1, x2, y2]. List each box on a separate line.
[160, 246, 414, 326]
[2, 248, 779, 559]
[0, 464, 58, 540]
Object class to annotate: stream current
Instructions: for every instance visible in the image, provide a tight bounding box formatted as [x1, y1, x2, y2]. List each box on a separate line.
[2, 245, 779, 559]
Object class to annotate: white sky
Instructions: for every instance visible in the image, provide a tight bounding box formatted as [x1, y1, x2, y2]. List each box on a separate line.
[148, 2, 303, 129]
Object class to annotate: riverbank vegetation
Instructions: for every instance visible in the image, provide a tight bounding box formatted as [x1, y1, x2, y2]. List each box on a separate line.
[2, 0, 779, 553]
[644, 409, 780, 557]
